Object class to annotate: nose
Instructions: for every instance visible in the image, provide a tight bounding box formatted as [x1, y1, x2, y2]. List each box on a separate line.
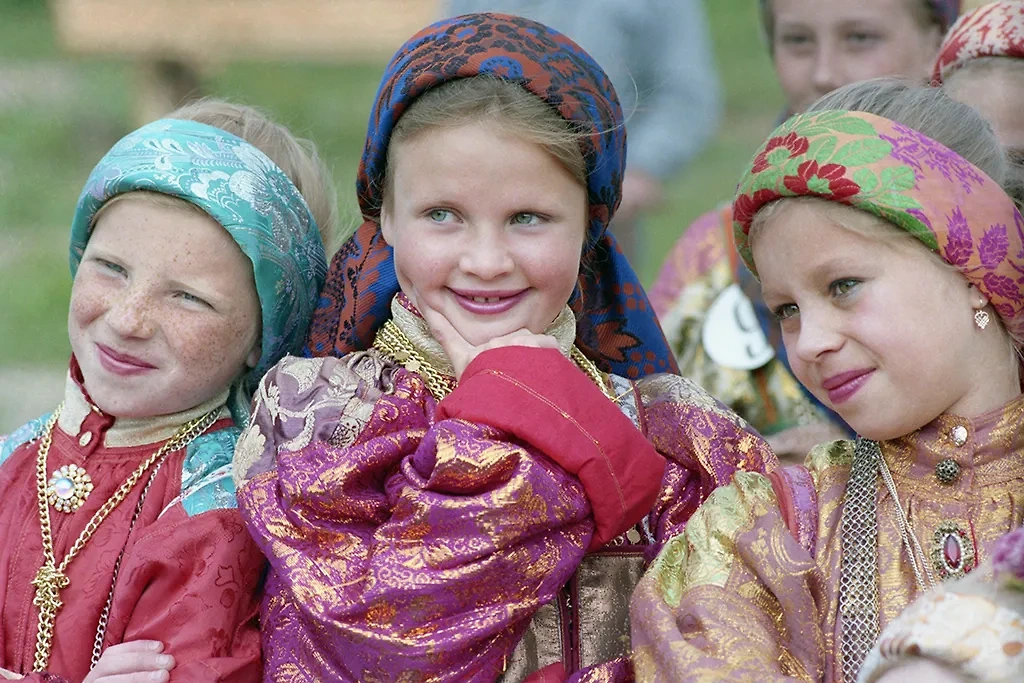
[810, 44, 841, 99]
[791, 306, 844, 363]
[458, 226, 514, 280]
[105, 287, 157, 339]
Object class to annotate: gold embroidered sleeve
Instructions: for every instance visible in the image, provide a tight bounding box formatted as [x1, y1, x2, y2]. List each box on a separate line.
[630, 472, 823, 682]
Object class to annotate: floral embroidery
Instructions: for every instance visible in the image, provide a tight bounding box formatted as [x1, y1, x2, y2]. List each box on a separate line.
[732, 109, 1024, 341]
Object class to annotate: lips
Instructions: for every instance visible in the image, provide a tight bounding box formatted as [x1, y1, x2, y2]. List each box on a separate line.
[822, 368, 874, 405]
[96, 343, 157, 376]
[449, 288, 528, 315]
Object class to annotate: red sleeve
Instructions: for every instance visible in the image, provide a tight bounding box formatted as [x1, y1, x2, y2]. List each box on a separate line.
[111, 508, 263, 682]
[437, 346, 666, 549]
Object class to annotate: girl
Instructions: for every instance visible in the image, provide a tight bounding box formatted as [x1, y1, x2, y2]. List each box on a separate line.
[234, 12, 777, 683]
[647, 0, 961, 462]
[629, 80, 1024, 682]
[934, 1, 1024, 174]
[0, 100, 332, 682]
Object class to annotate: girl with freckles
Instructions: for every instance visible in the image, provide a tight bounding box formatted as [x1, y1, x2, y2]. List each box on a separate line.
[0, 100, 332, 682]
[629, 79, 1024, 682]
[232, 12, 777, 683]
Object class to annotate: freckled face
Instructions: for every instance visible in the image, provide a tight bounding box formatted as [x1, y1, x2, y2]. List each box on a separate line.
[68, 198, 262, 418]
[381, 121, 588, 347]
[771, 0, 942, 113]
[753, 200, 1015, 440]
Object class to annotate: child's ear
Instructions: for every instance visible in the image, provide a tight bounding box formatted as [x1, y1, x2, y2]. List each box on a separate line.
[380, 203, 395, 246]
[246, 345, 262, 369]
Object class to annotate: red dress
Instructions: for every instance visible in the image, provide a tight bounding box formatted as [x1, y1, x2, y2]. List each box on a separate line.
[0, 365, 263, 682]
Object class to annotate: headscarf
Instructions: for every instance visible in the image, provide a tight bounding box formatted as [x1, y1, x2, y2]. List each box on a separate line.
[732, 110, 1024, 340]
[303, 12, 677, 379]
[70, 118, 328, 388]
[758, 0, 962, 43]
[932, 1, 1024, 83]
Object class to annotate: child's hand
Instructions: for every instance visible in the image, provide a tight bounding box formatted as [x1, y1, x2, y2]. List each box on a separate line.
[421, 305, 558, 381]
[83, 641, 175, 683]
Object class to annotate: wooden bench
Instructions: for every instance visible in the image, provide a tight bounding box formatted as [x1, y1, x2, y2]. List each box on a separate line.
[51, 0, 441, 121]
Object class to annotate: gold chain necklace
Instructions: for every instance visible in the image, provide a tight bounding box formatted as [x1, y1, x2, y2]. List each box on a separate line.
[31, 402, 220, 671]
[372, 319, 613, 401]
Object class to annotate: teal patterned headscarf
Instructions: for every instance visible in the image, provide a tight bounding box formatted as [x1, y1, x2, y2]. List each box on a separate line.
[69, 118, 327, 390]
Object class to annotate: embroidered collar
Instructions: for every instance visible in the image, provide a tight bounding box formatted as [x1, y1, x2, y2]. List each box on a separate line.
[58, 356, 229, 449]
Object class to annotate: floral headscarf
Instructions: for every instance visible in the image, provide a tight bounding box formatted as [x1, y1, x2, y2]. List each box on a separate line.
[303, 12, 677, 379]
[70, 119, 328, 386]
[732, 110, 1024, 340]
[932, 1, 1024, 82]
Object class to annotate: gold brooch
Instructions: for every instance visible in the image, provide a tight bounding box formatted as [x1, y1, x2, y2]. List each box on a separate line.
[46, 464, 94, 513]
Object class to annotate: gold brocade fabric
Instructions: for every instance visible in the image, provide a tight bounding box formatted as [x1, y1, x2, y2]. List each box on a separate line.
[630, 393, 1024, 683]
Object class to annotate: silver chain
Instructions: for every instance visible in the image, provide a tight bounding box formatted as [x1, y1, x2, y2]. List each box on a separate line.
[839, 438, 881, 682]
[877, 447, 936, 592]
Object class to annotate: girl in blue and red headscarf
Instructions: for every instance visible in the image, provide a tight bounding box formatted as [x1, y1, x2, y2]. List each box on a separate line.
[232, 13, 777, 682]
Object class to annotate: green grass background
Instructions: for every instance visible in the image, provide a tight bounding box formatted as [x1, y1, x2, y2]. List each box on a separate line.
[0, 0, 783, 428]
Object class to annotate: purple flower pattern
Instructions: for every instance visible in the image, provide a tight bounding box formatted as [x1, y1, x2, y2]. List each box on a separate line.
[880, 123, 985, 193]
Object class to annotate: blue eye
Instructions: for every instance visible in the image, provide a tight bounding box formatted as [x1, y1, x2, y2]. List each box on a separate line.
[176, 291, 213, 308]
[99, 259, 126, 275]
[428, 209, 454, 223]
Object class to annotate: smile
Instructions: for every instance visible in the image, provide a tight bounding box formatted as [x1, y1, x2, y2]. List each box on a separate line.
[822, 368, 875, 405]
[96, 343, 157, 376]
[450, 289, 528, 315]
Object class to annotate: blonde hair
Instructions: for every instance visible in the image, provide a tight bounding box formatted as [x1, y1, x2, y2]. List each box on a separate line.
[381, 76, 588, 209]
[167, 98, 341, 254]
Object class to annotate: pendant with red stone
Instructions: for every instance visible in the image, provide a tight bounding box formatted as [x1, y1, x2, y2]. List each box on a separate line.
[931, 521, 976, 580]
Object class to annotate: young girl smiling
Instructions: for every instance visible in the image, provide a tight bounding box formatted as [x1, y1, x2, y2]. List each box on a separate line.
[234, 13, 777, 682]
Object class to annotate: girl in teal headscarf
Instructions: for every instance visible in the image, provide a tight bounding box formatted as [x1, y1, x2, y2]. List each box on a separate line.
[0, 100, 330, 683]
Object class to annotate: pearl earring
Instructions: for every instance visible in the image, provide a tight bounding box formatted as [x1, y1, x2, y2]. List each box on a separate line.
[974, 309, 990, 330]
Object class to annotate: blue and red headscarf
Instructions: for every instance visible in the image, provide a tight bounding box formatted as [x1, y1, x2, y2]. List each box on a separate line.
[304, 12, 676, 379]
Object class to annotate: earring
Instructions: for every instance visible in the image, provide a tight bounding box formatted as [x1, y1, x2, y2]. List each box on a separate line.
[975, 309, 990, 330]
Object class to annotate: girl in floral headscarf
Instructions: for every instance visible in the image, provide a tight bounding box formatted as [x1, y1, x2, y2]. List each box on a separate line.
[648, 0, 961, 463]
[630, 79, 1024, 682]
[0, 100, 332, 682]
[232, 12, 777, 683]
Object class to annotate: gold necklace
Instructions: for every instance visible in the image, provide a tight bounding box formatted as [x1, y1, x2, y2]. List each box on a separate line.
[31, 403, 220, 671]
[372, 319, 613, 401]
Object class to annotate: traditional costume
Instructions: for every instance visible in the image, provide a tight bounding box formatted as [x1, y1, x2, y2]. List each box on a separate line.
[630, 109, 1024, 682]
[234, 13, 777, 682]
[0, 119, 327, 681]
[647, 0, 964, 456]
[860, 527, 1024, 682]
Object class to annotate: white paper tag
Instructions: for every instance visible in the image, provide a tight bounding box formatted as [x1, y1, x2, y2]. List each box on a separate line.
[701, 284, 775, 370]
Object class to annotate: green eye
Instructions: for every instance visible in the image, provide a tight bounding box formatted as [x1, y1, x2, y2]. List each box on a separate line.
[511, 213, 539, 225]
[773, 303, 799, 321]
[428, 209, 452, 222]
[830, 279, 859, 297]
